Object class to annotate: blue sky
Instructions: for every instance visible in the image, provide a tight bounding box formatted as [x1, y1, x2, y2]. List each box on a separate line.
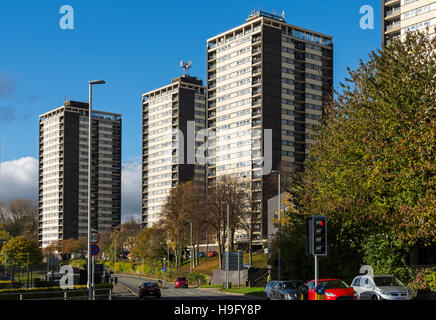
[0, 0, 381, 163]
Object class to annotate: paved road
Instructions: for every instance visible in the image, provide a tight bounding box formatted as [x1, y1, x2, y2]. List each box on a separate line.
[115, 274, 263, 301]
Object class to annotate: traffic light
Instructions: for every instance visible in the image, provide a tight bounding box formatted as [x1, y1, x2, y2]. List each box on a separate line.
[312, 216, 327, 256]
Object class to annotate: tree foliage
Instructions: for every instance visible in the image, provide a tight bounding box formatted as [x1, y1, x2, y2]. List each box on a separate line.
[0, 236, 42, 266]
[276, 30, 435, 281]
[0, 199, 38, 239]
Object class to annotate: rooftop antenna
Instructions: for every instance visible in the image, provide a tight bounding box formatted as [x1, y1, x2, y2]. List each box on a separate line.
[180, 61, 192, 76]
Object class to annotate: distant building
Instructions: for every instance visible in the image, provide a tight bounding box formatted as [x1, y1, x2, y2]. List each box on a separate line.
[142, 75, 207, 227]
[38, 100, 121, 248]
[382, 0, 436, 46]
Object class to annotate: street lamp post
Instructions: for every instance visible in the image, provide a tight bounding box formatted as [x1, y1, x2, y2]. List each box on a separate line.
[2, 242, 6, 278]
[167, 232, 170, 274]
[26, 253, 29, 289]
[272, 170, 281, 281]
[190, 222, 193, 274]
[224, 202, 230, 289]
[87, 79, 106, 300]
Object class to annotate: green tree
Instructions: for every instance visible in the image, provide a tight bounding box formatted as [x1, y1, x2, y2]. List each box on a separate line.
[131, 225, 166, 262]
[276, 30, 435, 282]
[0, 236, 42, 267]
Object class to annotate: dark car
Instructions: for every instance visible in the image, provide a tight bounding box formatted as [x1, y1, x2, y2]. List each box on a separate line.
[138, 282, 161, 299]
[175, 277, 188, 288]
[270, 281, 304, 300]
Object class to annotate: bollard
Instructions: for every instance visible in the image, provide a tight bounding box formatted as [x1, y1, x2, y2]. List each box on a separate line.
[64, 292, 67, 300]
[20, 294, 23, 300]
[109, 289, 112, 300]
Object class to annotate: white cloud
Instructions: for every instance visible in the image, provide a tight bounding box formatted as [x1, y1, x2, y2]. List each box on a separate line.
[0, 157, 143, 224]
[0, 157, 38, 202]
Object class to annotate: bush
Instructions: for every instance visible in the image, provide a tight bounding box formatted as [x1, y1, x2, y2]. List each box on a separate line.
[406, 268, 436, 298]
[0, 281, 21, 289]
[113, 262, 137, 273]
[361, 233, 413, 284]
[68, 259, 88, 269]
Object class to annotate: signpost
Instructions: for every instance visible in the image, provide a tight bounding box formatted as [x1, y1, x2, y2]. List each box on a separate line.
[90, 231, 101, 244]
[306, 216, 328, 293]
[90, 230, 100, 300]
[90, 244, 100, 256]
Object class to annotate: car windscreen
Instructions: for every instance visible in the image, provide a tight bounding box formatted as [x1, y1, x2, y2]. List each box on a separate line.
[143, 283, 157, 288]
[282, 282, 302, 290]
[319, 280, 349, 289]
[373, 277, 402, 287]
[176, 278, 186, 281]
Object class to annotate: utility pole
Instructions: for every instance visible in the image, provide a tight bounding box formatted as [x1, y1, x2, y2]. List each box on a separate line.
[238, 250, 241, 288]
[224, 202, 230, 290]
[190, 222, 193, 274]
[272, 170, 281, 281]
[113, 237, 117, 268]
[2, 242, 7, 278]
[167, 231, 170, 274]
[26, 253, 29, 289]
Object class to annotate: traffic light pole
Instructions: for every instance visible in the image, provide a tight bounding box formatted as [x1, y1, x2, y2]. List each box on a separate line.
[314, 255, 319, 288]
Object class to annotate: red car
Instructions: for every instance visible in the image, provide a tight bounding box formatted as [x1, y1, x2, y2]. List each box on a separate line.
[207, 251, 217, 257]
[175, 277, 188, 288]
[306, 279, 357, 300]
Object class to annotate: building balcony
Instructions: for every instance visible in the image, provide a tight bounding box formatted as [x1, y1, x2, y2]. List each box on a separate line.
[385, 7, 400, 19]
[385, 21, 401, 33]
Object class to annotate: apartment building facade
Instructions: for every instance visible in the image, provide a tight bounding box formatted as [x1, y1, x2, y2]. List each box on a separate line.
[142, 76, 207, 227]
[383, 0, 436, 45]
[206, 11, 333, 244]
[38, 100, 122, 248]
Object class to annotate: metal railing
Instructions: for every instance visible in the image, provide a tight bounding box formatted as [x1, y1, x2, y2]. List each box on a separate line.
[0, 288, 112, 300]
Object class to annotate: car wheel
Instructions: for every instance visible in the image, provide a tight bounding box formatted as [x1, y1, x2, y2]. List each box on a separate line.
[265, 293, 269, 300]
[372, 295, 379, 301]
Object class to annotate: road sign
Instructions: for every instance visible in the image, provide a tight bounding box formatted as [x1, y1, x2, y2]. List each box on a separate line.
[90, 231, 100, 244]
[315, 284, 326, 295]
[90, 244, 100, 256]
[162, 267, 167, 272]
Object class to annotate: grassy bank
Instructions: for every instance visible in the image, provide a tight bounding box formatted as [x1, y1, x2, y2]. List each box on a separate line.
[220, 286, 265, 297]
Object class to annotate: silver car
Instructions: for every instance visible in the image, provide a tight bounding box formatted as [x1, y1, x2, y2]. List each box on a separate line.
[351, 275, 411, 300]
[264, 281, 278, 300]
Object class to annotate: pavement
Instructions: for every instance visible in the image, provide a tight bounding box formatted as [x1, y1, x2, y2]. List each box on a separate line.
[111, 281, 138, 300]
